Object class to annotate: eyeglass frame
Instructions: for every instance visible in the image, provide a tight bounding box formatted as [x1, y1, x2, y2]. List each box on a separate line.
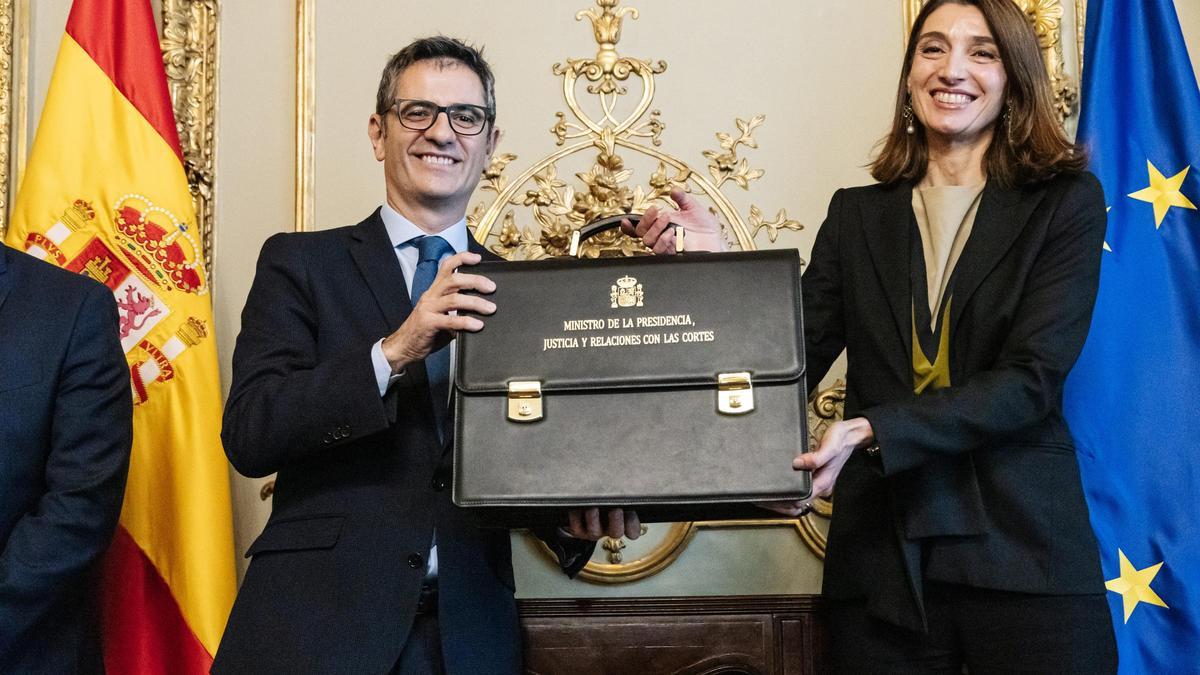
[388, 98, 495, 136]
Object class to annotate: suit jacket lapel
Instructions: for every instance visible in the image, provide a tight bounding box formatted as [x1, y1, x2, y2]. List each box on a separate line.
[862, 184, 915, 361]
[349, 209, 414, 331]
[949, 181, 1042, 337]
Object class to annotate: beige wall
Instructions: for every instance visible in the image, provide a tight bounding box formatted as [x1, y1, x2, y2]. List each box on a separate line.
[18, 0, 1200, 597]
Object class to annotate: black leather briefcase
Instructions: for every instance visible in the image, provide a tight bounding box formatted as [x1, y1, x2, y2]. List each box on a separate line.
[452, 246, 810, 525]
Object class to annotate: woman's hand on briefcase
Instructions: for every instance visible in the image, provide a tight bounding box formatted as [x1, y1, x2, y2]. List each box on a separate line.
[757, 417, 876, 517]
[620, 187, 727, 254]
[381, 251, 496, 373]
[563, 507, 642, 541]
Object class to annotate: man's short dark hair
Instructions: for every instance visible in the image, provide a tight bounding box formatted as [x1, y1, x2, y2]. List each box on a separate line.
[375, 36, 496, 119]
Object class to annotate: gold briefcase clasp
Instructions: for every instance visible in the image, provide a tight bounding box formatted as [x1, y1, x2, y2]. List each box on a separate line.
[507, 381, 544, 422]
[717, 372, 754, 415]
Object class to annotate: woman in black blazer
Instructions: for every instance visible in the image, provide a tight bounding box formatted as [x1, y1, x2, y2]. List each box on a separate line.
[629, 0, 1118, 671]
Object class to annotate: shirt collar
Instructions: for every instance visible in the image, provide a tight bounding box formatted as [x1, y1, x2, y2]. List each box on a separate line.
[379, 202, 469, 254]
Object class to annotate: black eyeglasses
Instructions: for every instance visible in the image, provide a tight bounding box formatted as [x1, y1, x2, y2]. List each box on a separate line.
[390, 98, 493, 136]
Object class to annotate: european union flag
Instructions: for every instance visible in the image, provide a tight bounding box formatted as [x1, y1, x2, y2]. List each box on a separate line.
[1064, 0, 1200, 671]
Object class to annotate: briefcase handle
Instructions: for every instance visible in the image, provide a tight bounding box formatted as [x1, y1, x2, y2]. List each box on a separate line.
[568, 213, 685, 257]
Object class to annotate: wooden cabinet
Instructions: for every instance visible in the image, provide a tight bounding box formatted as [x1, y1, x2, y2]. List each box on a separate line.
[519, 595, 830, 675]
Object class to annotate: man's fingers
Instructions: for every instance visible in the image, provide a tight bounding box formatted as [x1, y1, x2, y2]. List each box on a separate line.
[639, 211, 673, 250]
[605, 508, 624, 539]
[585, 507, 602, 539]
[636, 206, 659, 237]
[425, 292, 495, 317]
[624, 510, 641, 540]
[754, 500, 810, 517]
[651, 228, 677, 255]
[437, 271, 495, 295]
[437, 251, 482, 274]
[568, 509, 583, 537]
[441, 314, 485, 333]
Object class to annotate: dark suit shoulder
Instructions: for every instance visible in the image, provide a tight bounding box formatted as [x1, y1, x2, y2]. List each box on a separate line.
[1019, 169, 1102, 200]
[835, 181, 901, 199]
[3, 247, 115, 329]
[1053, 170, 1103, 202]
[5, 245, 109, 298]
[259, 221, 361, 252]
[254, 211, 382, 269]
[1020, 171, 1105, 229]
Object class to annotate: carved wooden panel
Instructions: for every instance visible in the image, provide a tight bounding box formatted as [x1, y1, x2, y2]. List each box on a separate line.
[519, 595, 831, 675]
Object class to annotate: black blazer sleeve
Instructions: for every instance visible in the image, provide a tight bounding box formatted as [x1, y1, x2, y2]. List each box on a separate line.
[0, 284, 131, 652]
[222, 233, 393, 478]
[802, 188, 849, 396]
[864, 174, 1107, 475]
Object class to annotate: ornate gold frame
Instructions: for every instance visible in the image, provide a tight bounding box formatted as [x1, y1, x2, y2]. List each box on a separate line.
[0, 0, 28, 240]
[295, 0, 314, 232]
[162, 0, 220, 276]
[902, 0, 1085, 124]
[0, 0, 218, 272]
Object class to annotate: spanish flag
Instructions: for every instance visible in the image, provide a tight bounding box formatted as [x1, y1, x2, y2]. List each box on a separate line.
[5, 0, 236, 671]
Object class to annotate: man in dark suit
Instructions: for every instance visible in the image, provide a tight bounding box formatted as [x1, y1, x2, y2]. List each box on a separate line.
[214, 37, 630, 674]
[0, 242, 133, 672]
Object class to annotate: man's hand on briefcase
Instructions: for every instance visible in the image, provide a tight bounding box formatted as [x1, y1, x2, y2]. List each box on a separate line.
[758, 417, 876, 517]
[563, 507, 642, 541]
[381, 251, 496, 373]
[619, 187, 727, 254]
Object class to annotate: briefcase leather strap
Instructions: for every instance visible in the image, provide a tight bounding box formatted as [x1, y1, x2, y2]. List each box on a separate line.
[569, 213, 684, 257]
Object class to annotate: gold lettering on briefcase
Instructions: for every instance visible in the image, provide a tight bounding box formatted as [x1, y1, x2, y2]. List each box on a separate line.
[610, 275, 644, 308]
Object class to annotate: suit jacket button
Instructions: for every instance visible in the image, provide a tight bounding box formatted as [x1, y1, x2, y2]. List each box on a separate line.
[407, 553, 424, 569]
[432, 476, 448, 491]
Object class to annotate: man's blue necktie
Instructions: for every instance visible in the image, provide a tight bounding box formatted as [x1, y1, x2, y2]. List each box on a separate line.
[408, 235, 455, 440]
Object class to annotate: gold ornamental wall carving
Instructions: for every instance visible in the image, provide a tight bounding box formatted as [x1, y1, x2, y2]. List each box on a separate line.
[902, 0, 1085, 124]
[466, 0, 802, 258]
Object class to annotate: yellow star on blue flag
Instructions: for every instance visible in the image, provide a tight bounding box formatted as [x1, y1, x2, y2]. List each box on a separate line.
[1127, 161, 1196, 228]
[1105, 549, 1169, 623]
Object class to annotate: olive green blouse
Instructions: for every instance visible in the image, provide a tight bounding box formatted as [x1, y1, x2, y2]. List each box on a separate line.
[910, 183, 984, 394]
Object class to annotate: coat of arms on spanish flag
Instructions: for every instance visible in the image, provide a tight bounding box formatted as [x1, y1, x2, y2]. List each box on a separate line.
[5, 0, 236, 670]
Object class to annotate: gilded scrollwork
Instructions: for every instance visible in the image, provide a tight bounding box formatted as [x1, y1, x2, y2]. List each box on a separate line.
[0, 0, 19, 239]
[1014, 0, 1079, 123]
[468, 0, 801, 260]
[703, 115, 765, 190]
[161, 0, 219, 276]
[749, 205, 803, 245]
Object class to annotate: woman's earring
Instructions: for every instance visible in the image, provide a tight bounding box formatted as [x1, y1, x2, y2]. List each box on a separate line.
[903, 103, 916, 135]
[1003, 101, 1014, 143]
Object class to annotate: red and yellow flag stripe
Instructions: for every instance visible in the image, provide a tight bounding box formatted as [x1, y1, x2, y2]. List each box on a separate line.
[6, 0, 235, 670]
